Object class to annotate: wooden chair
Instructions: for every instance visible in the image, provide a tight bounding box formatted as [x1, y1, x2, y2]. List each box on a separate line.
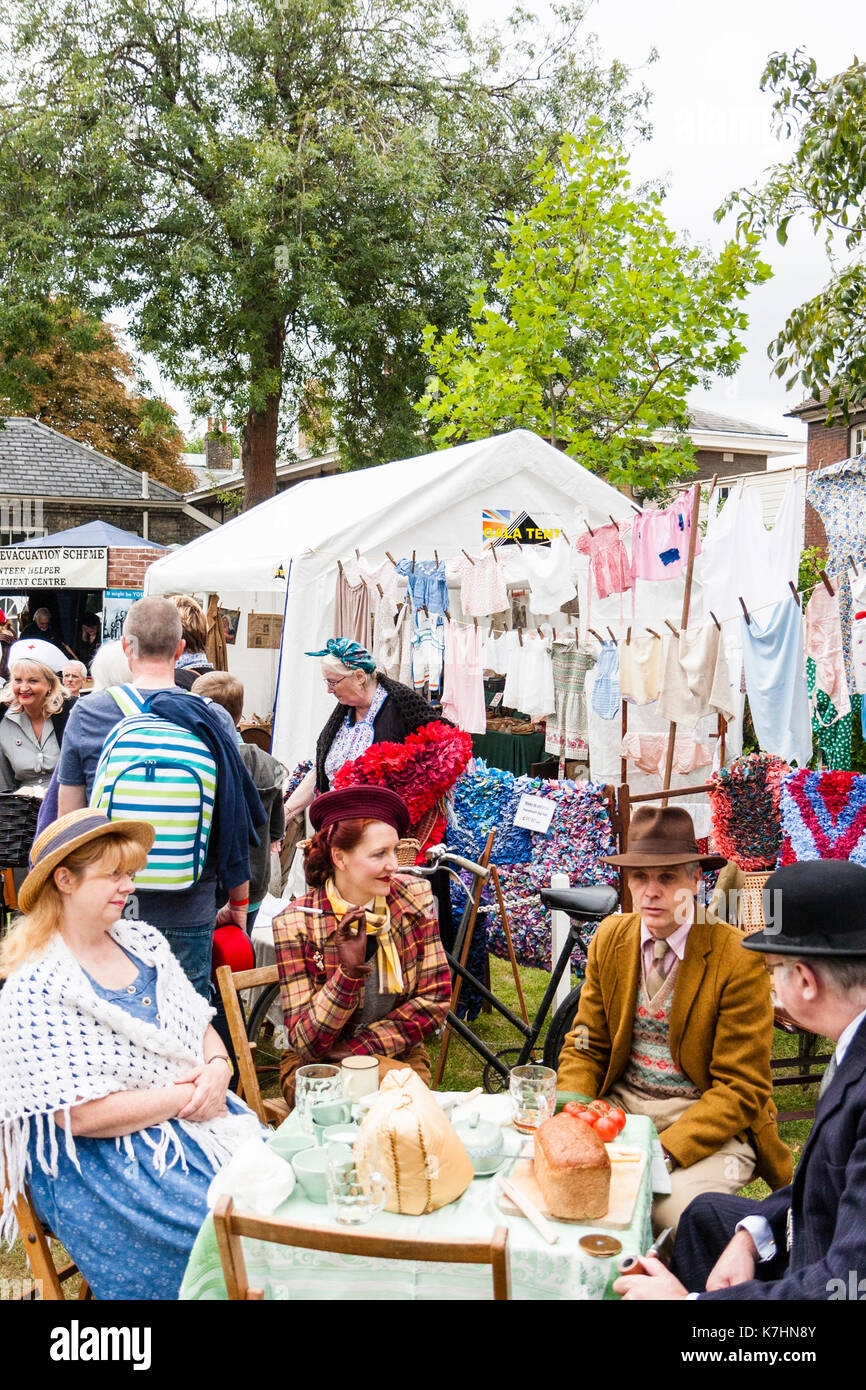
[735, 870, 833, 1121]
[215, 963, 289, 1128]
[212, 1195, 511, 1300]
[12, 1189, 92, 1300]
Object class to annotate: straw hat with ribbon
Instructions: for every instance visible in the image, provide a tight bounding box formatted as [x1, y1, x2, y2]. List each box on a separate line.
[18, 810, 155, 913]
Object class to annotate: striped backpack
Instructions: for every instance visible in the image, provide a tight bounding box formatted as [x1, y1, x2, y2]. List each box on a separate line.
[90, 685, 217, 892]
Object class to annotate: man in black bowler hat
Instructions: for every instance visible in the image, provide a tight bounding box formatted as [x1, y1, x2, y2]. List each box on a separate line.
[615, 858, 866, 1300]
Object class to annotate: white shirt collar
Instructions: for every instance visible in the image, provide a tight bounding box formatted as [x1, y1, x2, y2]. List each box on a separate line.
[835, 1007, 866, 1066]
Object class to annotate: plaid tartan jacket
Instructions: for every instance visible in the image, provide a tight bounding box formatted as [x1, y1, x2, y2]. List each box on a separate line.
[271, 875, 451, 1061]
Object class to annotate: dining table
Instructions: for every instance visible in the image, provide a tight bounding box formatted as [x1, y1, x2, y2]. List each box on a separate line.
[179, 1092, 655, 1301]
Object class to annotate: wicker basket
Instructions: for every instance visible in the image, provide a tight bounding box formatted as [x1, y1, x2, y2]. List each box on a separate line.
[0, 793, 41, 869]
[737, 871, 773, 935]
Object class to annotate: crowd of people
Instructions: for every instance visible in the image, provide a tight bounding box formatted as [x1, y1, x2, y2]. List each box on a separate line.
[0, 604, 864, 1306]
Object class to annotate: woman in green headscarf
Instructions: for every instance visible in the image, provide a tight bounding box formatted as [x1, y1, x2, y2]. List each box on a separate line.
[284, 637, 448, 820]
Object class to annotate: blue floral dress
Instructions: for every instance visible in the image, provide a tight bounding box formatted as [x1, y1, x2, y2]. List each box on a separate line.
[26, 949, 251, 1301]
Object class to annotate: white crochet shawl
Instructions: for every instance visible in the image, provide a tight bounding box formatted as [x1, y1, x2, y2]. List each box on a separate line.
[0, 918, 262, 1244]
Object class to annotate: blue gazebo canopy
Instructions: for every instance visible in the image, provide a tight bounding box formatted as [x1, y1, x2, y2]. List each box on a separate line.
[10, 522, 163, 550]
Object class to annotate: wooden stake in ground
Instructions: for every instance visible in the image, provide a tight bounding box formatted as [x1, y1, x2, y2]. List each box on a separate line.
[489, 864, 530, 1026]
[432, 829, 495, 1089]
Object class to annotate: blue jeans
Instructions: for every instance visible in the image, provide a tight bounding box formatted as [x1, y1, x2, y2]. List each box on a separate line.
[158, 920, 215, 1000]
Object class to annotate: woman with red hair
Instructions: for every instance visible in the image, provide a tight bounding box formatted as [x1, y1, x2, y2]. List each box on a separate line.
[272, 786, 451, 1108]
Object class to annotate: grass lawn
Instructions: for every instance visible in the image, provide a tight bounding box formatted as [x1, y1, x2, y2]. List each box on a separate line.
[1, 955, 826, 1294]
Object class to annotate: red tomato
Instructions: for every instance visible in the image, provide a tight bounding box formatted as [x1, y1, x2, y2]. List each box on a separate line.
[607, 1106, 627, 1135]
[563, 1102, 589, 1120]
[588, 1099, 612, 1116]
[594, 1115, 619, 1142]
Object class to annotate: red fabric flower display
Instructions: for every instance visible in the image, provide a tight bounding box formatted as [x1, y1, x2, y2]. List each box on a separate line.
[333, 721, 473, 825]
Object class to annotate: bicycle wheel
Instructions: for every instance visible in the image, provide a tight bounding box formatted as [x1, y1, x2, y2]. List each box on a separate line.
[542, 983, 583, 1072]
[245, 980, 285, 1101]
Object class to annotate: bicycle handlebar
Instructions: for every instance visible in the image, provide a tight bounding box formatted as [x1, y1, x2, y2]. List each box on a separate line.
[402, 846, 490, 881]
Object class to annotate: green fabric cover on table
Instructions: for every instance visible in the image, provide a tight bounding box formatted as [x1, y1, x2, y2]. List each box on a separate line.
[471, 729, 546, 775]
[179, 1103, 654, 1302]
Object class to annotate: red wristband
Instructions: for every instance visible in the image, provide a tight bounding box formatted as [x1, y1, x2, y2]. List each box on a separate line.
[229, 897, 250, 908]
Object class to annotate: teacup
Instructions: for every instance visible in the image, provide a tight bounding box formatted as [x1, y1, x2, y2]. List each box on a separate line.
[269, 1129, 317, 1163]
[310, 1098, 355, 1144]
[292, 1143, 352, 1203]
[323, 1123, 362, 1147]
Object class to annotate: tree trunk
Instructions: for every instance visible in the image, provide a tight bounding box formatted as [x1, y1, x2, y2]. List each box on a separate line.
[242, 325, 284, 511]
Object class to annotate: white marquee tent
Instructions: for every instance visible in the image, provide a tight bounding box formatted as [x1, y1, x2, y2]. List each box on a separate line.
[146, 429, 638, 769]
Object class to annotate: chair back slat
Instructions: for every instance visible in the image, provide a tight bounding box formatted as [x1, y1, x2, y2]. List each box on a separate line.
[213, 1196, 511, 1300]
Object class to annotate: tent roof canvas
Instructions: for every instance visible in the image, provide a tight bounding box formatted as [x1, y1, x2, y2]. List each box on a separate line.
[144, 429, 634, 597]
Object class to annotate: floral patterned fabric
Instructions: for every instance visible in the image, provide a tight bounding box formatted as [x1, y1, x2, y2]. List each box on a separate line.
[807, 457, 866, 690]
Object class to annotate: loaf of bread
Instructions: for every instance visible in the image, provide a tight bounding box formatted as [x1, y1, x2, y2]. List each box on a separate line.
[533, 1113, 611, 1220]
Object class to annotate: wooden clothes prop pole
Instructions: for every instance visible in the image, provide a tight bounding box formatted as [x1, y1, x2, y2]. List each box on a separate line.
[489, 864, 530, 1027]
[432, 829, 495, 1089]
[661, 482, 702, 806]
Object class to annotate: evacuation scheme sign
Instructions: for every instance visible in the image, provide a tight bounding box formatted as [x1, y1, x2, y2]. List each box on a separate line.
[0, 546, 108, 589]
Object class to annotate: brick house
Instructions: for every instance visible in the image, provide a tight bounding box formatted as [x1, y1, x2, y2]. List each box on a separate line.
[785, 392, 866, 550]
[0, 416, 217, 547]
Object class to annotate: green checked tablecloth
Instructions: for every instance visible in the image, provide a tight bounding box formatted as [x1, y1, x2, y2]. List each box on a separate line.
[179, 1097, 653, 1301]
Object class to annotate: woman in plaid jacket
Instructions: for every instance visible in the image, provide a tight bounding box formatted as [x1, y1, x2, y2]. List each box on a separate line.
[273, 786, 451, 1108]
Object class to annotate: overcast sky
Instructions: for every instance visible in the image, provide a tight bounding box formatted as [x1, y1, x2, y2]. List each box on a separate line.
[160, 0, 859, 445]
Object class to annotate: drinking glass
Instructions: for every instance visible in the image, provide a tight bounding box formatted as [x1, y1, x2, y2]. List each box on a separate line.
[509, 1064, 557, 1134]
[341, 1055, 379, 1100]
[295, 1064, 342, 1134]
[326, 1144, 388, 1225]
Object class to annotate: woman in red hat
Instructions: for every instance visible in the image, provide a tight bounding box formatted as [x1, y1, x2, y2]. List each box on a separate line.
[272, 785, 451, 1108]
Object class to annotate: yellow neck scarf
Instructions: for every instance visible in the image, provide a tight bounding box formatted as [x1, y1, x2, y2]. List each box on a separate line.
[325, 879, 403, 994]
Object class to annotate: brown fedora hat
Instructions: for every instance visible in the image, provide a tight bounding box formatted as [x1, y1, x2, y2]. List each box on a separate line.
[603, 805, 727, 871]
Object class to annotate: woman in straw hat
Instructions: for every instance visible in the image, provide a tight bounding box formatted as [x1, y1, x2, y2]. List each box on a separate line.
[0, 810, 262, 1300]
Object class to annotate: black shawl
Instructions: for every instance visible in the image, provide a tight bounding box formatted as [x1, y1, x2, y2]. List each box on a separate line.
[315, 673, 449, 792]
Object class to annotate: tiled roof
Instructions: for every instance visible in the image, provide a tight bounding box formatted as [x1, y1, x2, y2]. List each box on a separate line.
[0, 417, 182, 501]
[687, 409, 786, 438]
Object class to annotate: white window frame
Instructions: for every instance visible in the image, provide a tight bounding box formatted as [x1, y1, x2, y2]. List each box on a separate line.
[851, 423, 866, 458]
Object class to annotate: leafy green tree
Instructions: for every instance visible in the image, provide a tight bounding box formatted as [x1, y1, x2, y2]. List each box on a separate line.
[419, 126, 769, 491]
[0, 0, 651, 507]
[718, 50, 866, 416]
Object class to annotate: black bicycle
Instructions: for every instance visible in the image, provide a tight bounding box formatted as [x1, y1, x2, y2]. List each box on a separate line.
[245, 845, 618, 1095]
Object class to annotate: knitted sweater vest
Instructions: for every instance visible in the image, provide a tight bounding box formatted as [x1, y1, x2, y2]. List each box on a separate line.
[621, 958, 701, 1100]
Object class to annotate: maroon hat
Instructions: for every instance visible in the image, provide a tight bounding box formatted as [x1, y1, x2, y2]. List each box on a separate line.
[309, 786, 411, 838]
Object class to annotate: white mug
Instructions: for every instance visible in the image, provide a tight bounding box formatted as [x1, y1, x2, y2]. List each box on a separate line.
[341, 1056, 379, 1100]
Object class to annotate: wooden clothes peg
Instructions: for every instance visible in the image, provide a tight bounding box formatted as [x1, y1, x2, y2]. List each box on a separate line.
[819, 569, 835, 596]
[788, 581, 801, 607]
[386, 551, 398, 568]
[588, 627, 605, 644]
[709, 612, 721, 631]
[473, 616, 478, 631]
[376, 583, 384, 598]
[411, 550, 416, 573]
[646, 628, 661, 640]
[517, 627, 524, 647]
[626, 626, 632, 644]
[608, 516, 619, 530]
[536, 626, 544, 639]
[739, 596, 751, 625]
[462, 549, 475, 566]
[434, 549, 439, 567]
[355, 548, 360, 561]
[606, 626, 618, 645]
[337, 559, 344, 575]
[664, 618, 679, 637]
[584, 519, 595, 538]
[850, 555, 860, 575]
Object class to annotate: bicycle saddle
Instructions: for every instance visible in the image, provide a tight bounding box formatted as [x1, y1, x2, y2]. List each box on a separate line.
[539, 885, 619, 920]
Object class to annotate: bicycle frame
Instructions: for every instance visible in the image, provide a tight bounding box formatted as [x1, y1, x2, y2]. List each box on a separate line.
[406, 849, 597, 1085]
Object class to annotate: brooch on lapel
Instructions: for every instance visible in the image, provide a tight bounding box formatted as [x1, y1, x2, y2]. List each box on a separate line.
[312, 948, 325, 974]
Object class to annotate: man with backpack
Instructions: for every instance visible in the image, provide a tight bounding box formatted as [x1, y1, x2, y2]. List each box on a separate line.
[56, 597, 265, 998]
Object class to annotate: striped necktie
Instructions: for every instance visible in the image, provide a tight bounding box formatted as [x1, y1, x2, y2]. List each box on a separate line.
[818, 1053, 838, 1099]
[646, 939, 670, 998]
